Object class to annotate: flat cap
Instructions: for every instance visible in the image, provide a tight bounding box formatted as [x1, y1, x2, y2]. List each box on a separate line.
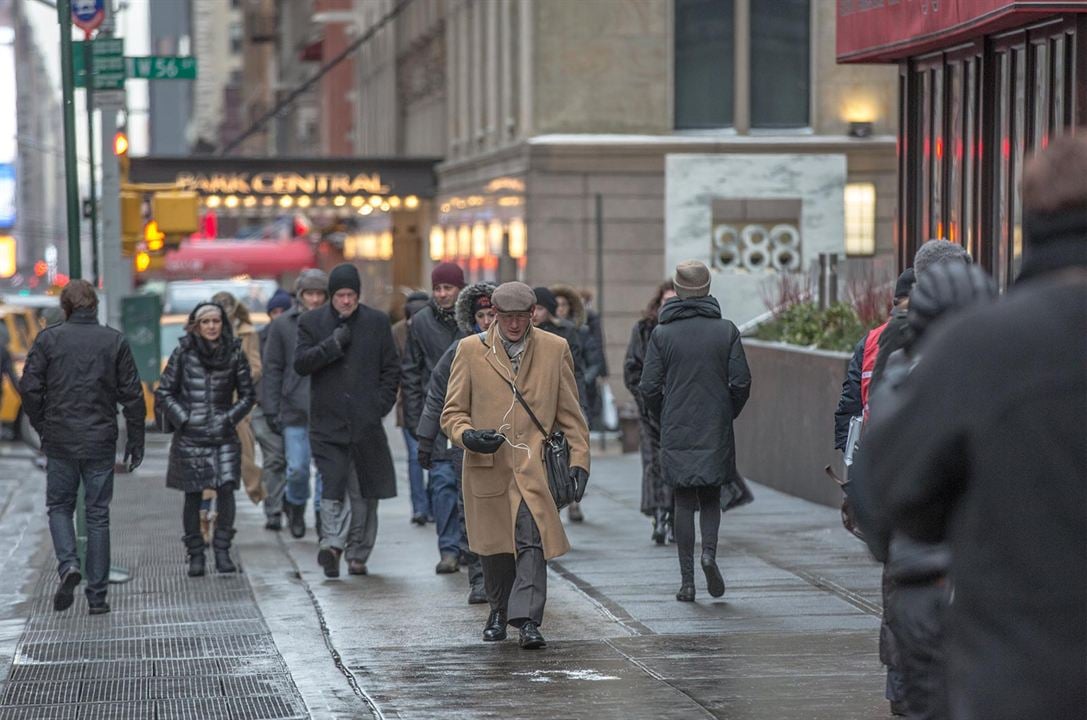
[491, 282, 536, 313]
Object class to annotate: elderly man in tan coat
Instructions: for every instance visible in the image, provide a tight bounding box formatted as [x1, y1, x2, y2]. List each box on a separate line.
[442, 281, 590, 649]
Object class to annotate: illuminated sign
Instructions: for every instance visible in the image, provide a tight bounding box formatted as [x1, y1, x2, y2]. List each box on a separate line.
[174, 172, 391, 196]
[0, 164, 14, 228]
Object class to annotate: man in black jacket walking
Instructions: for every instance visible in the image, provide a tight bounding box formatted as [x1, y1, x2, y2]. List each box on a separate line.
[295, 264, 399, 578]
[20, 280, 145, 615]
[402, 262, 466, 574]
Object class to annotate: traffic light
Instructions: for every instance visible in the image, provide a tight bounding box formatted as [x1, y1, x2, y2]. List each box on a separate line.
[151, 191, 199, 247]
[134, 251, 150, 273]
[113, 131, 130, 182]
[144, 220, 165, 252]
[120, 191, 142, 256]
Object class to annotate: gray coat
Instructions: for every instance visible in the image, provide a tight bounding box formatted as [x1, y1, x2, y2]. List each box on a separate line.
[639, 296, 752, 503]
[401, 300, 462, 434]
[262, 305, 309, 428]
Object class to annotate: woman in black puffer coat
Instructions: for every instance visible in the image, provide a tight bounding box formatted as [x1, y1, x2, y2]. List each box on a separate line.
[156, 302, 256, 577]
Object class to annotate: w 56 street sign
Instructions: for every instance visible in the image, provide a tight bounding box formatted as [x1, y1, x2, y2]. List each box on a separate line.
[125, 56, 197, 80]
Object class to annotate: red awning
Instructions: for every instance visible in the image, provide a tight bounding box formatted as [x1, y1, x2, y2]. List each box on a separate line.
[837, 1, 1085, 63]
[161, 240, 316, 280]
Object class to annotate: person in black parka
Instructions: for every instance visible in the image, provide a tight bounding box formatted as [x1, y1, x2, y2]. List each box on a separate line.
[295, 263, 399, 578]
[623, 280, 677, 544]
[639, 261, 752, 603]
[156, 302, 256, 577]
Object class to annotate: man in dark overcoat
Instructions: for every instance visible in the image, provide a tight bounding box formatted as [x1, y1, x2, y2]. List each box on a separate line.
[295, 263, 399, 577]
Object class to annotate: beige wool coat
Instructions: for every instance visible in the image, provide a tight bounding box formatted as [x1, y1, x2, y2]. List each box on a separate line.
[442, 325, 590, 560]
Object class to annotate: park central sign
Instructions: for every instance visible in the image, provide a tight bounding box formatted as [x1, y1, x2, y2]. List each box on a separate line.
[174, 171, 391, 197]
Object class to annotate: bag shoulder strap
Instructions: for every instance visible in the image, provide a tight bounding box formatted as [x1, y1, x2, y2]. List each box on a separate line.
[479, 338, 549, 439]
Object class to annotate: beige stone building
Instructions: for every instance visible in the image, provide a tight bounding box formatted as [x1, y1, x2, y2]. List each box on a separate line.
[352, 0, 900, 394]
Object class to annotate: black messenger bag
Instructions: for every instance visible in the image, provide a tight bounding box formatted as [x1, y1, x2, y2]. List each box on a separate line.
[511, 385, 574, 510]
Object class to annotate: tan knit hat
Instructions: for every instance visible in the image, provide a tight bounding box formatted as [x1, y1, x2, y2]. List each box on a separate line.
[673, 260, 711, 299]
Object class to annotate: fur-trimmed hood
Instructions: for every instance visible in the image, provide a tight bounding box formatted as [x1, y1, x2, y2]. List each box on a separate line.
[550, 284, 586, 327]
[454, 282, 497, 333]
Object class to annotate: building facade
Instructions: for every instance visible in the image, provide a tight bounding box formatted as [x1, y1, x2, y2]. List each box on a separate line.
[345, 0, 899, 384]
[838, 1, 1086, 290]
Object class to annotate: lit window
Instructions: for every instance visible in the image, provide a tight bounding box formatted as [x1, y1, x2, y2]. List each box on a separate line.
[844, 183, 876, 257]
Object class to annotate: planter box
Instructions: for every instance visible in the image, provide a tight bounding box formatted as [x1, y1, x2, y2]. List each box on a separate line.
[734, 339, 849, 508]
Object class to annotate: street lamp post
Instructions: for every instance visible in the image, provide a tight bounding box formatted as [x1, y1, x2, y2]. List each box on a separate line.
[57, 0, 82, 279]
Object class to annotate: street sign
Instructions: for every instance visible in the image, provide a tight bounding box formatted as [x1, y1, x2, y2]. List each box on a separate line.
[125, 56, 197, 80]
[71, 0, 105, 34]
[121, 294, 162, 383]
[72, 38, 125, 90]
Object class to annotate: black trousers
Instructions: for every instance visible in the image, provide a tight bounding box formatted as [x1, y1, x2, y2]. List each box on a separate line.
[673, 485, 721, 581]
[479, 501, 546, 627]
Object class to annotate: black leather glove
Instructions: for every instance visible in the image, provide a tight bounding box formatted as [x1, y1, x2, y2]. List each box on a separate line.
[333, 323, 352, 349]
[462, 429, 505, 454]
[266, 415, 282, 435]
[417, 437, 433, 470]
[124, 443, 144, 473]
[571, 466, 589, 502]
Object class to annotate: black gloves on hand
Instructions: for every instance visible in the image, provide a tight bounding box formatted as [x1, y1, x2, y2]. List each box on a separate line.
[571, 466, 589, 502]
[417, 437, 433, 470]
[462, 429, 505, 454]
[266, 416, 282, 435]
[124, 443, 144, 473]
[333, 323, 352, 349]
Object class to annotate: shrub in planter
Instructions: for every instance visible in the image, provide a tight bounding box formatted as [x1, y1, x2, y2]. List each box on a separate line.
[754, 301, 867, 352]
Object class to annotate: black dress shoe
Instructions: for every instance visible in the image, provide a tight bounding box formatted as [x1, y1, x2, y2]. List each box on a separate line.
[518, 621, 546, 649]
[53, 566, 82, 612]
[264, 513, 282, 531]
[701, 552, 725, 598]
[318, 547, 341, 578]
[675, 583, 695, 602]
[88, 602, 111, 616]
[483, 610, 508, 641]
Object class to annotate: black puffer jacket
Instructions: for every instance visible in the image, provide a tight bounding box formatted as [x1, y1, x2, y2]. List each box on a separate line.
[401, 299, 462, 433]
[156, 313, 256, 493]
[20, 308, 145, 460]
[639, 296, 752, 500]
[416, 283, 495, 463]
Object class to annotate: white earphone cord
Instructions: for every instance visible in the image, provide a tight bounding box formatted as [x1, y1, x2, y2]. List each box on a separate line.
[492, 339, 532, 458]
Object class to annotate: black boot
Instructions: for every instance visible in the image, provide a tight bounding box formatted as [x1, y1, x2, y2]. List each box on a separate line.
[284, 500, 305, 539]
[184, 534, 207, 577]
[213, 527, 237, 574]
[664, 510, 675, 544]
[651, 508, 667, 545]
[701, 549, 725, 598]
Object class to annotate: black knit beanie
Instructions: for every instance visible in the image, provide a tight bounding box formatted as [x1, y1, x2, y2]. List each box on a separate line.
[328, 263, 361, 295]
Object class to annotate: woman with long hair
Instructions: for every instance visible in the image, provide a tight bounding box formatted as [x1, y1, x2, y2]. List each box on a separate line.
[624, 280, 676, 544]
[156, 302, 256, 576]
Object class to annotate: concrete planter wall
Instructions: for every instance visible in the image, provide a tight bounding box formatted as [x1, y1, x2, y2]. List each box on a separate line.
[734, 339, 849, 508]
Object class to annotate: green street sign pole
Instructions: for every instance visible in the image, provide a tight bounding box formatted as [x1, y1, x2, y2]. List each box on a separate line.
[58, 0, 82, 280]
[84, 40, 100, 285]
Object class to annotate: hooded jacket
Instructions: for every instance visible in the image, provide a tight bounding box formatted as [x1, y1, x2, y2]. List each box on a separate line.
[155, 304, 256, 492]
[638, 296, 752, 502]
[552, 284, 605, 386]
[416, 283, 495, 463]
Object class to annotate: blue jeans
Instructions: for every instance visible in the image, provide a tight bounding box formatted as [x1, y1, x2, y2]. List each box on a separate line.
[46, 456, 114, 605]
[284, 426, 321, 512]
[429, 460, 461, 556]
[402, 428, 430, 519]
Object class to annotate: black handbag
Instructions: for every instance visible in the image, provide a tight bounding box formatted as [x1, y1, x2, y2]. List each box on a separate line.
[510, 385, 575, 510]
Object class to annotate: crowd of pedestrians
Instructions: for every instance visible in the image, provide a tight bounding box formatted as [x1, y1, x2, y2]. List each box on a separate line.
[18, 132, 1082, 716]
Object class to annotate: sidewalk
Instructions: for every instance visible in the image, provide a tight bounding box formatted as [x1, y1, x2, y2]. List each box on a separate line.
[0, 436, 309, 720]
[247, 428, 889, 719]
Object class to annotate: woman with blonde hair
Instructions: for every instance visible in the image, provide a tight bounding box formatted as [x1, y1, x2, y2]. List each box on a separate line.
[156, 302, 256, 576]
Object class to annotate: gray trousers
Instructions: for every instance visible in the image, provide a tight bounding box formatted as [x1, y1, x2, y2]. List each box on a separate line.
[252, 408, 287, 518]
[480, 501, 546, 627]
[320, 466, 379, 564]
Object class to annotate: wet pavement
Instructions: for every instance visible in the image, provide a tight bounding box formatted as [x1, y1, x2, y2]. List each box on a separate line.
[0, 426, 890, 719]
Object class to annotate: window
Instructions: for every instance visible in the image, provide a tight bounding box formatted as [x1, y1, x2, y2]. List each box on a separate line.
[751, 0, 810, 128]
[674, 0, 734, 129]
[229, 21, 243, 55]
[844, 183, 876, 256]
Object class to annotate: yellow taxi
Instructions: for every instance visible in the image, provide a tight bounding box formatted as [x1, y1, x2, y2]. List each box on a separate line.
[0, 304, 44, 436]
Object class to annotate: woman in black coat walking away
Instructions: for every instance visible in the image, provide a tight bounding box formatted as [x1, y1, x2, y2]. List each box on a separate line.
[639, 261, 752, 602]
[156, 302, 256, 577]
[624, 280, 677, 545]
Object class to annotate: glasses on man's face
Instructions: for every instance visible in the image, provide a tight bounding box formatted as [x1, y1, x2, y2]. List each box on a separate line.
[498, 312, 532, 322]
